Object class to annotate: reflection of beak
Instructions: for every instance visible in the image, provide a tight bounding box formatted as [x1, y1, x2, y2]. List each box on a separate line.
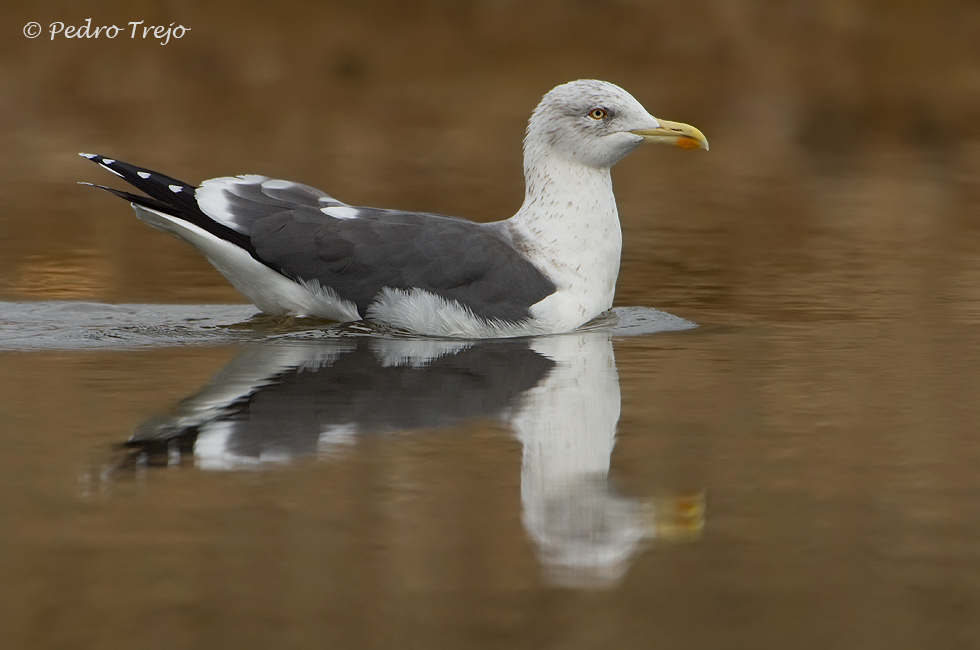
[631, 120, 709, 151]
[647, 490, 707, 540]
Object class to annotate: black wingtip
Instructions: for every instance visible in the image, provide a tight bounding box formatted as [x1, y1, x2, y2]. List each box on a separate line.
[77, 153, 263, 260]
[78, 180, 125, 196]
[79, 153, 112, 165]
[78, 180, 176, 213]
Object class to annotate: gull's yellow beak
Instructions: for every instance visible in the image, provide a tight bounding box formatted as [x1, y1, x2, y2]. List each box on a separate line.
[631, 120, 709, 151]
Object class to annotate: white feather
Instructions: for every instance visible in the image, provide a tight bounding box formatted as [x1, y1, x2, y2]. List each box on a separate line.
[366, 287, 544, 338]
[131, 205, 360, 321]
[320, 206, 360, 220]
[195, 175, 272, 233]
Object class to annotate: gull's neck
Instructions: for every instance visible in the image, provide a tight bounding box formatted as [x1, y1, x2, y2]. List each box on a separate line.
[506, 148, 623, 317]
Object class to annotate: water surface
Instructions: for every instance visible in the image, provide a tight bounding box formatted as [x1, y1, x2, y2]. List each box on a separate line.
[3, 2, 980, 648]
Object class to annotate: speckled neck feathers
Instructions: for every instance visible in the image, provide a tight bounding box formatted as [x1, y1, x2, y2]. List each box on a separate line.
[503, 80, 651, 327]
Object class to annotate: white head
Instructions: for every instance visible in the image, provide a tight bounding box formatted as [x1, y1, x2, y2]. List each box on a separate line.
[525, 79, 708, 170]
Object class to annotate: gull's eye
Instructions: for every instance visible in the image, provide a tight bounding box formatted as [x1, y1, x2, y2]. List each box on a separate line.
[589, 108, 607, 120]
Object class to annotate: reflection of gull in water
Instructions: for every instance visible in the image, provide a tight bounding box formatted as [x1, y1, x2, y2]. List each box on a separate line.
[131, 338, 553, 469]
[118, 324, 704, 588]
[515, 334, 636, 583]
[512, 334, 703, 587]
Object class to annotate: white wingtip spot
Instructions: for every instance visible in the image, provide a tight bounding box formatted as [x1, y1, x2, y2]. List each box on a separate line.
[321, 206, 360, 220]
[102, 159, 116, 165]
[79, 153, 97, 159]
[168, 184, 183, 193]
[137, 171, 151, 179]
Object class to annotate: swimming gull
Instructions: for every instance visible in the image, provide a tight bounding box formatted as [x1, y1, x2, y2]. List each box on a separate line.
[80, 79, 707, 338]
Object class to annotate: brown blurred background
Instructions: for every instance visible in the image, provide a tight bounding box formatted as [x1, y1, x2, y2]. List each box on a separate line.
[4, 3, 980, 649]
[3, 0, 980, 320]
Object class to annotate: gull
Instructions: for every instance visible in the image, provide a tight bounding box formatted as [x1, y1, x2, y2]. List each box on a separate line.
[80, 79, 707, 338]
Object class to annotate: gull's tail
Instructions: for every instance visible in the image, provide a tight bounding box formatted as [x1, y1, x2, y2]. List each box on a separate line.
[78, 153, 255, 254]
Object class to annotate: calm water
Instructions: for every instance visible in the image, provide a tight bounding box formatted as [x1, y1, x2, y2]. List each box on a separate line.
[3, 2, 980, 648]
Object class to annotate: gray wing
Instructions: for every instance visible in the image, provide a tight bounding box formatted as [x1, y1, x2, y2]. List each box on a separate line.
[196, 176, 557, 322]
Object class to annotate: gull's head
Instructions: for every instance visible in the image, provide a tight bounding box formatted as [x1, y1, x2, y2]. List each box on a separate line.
[526, 79, 708, 169]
